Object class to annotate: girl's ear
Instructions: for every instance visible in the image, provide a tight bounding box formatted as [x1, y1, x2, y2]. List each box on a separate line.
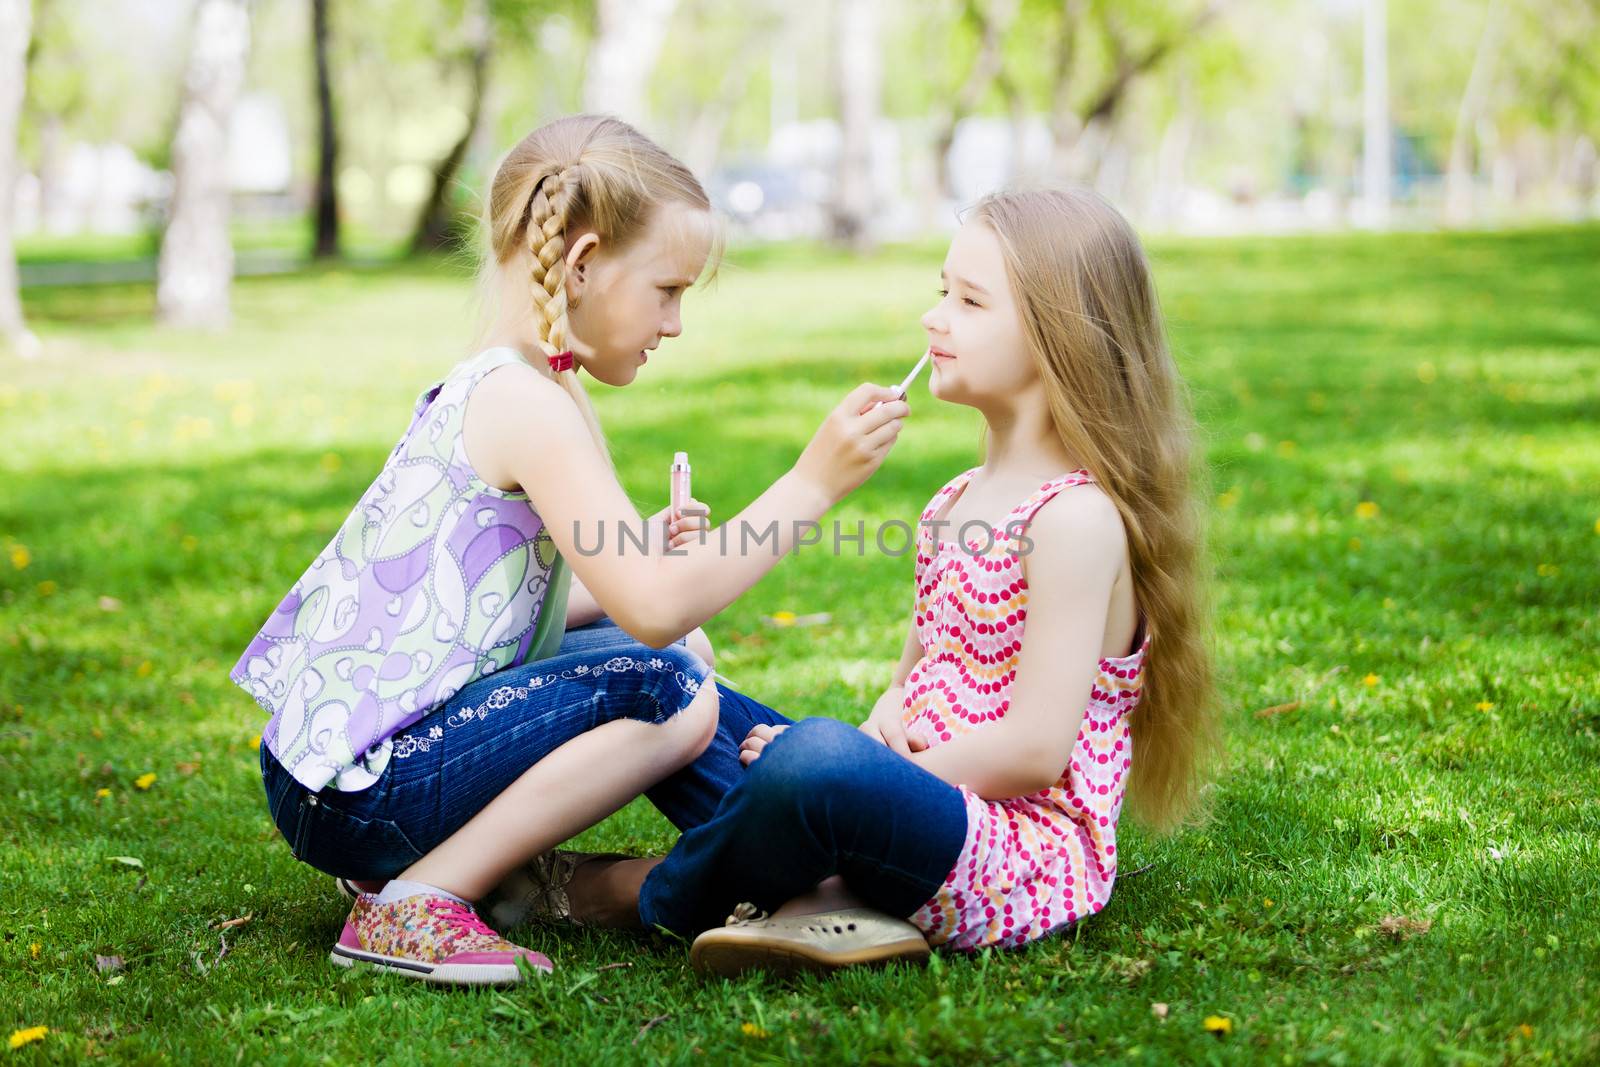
[566, 232, 601, 304]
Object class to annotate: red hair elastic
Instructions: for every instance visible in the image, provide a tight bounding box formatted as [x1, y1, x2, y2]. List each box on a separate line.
[548, 351, 574, 373]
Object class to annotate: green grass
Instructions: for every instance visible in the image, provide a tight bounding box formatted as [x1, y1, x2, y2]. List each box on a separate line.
[2, 226, 1598, 1064]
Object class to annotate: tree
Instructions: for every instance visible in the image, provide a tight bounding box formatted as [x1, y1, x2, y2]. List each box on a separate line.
[930, 0, 1026, 200]
[1359, 0, 1390, 227]
[0, 0, 38, 357]
[1031, 0, 1227, 181]
[583, 0, 677, 125]
[830, 0, 881, 251]
[311, 0, 340, 258]
[157, 0, 251, 329]
[409, 0, 491, 254]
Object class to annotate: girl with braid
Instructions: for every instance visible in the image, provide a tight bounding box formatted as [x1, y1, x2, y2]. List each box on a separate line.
[231, 115, 911, 985]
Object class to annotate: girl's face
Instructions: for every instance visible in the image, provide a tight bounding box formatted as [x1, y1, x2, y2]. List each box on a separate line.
[566, 201, 712, 387]
[921, 221, 1034, 410]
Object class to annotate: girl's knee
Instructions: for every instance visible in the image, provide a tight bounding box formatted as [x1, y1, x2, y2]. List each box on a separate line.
[676, 677, 720, 759]
[684, 627, 715, 669]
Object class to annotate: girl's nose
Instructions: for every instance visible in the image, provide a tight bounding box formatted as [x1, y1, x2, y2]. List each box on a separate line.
[920, 306, 943, 332]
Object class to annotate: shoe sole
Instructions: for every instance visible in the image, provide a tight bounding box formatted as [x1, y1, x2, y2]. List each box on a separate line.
[328, 943, 535, 986]
[689, 932, 930, 979]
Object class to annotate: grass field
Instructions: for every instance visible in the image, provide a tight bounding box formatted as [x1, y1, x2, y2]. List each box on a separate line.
[2, 225, 1597, 1064]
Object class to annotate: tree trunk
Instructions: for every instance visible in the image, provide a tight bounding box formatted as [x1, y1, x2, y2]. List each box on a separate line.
[1444, 0, 1504, 227]
[830, 0, 881, 252]
[931, 0, 1018, 200]
[311, 0, 340, 258]
[157, 0, 250, 330]
[410, 0, 490, 254]
[0, 0, 37, 357]
[1359, 0, 1390, 228]
[1047, 0, 1220, 181]
[583, 0, 677, 125]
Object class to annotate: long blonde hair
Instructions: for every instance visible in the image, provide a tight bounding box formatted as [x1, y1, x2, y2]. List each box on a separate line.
[973, 187, 1217, 833]
[480, 114, 715, 459]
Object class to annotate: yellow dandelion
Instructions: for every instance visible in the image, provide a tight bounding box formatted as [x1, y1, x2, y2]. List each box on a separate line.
[769, 611, 797, 627]
[249, 734, 262, 751]
[1355, 501, 1380, 520]
[8, 1027, 49, 1050]
[134, 772, 157, 791]
[739, 1023, 769, 1039]
[1363, 674, 1380, 687]
[29, 943, 40, 959]
[136, 661, 153, 678]
[1202, 1015, 1233, 1036]
[1536, 563, 1559, 578]
[1476, 701, 1495, 712]
[95, 788, 111, 801]
[1517, 1024, 1534, 1039]
[1593, 517, 1600, 535]
[9, 544, 30, 570]
[1263, 898, 1274, 907]
[36, 580, 57, 597]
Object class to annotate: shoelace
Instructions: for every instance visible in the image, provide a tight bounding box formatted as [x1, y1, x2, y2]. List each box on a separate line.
[724, 901, 769, 927]
[428, 899, 499, 939]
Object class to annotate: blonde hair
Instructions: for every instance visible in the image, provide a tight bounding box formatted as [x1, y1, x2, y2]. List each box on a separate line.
[972, 187, 1217, 834]
[480, 114, 715, 459]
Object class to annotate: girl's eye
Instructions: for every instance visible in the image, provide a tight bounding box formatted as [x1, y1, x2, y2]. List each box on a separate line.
[936, 288, 949, 298]
[963, 297, 981, 307]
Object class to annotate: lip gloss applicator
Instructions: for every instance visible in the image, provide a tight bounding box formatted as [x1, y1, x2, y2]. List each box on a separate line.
[872, 349, 930, 410]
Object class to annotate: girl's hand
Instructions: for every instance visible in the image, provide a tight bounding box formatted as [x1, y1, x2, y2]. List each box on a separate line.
[739, 723, 789, 766]
[792, 384, 909, 506]
[858, 685, 927, 756]
[646, 499, 712, 552]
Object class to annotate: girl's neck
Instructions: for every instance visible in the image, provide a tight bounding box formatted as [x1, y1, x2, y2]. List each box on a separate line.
[480, 266, 548, 370]
[979, 393, 1077, 484]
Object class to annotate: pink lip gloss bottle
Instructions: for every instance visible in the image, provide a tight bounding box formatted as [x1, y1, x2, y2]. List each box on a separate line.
[670, 451, 692, 520]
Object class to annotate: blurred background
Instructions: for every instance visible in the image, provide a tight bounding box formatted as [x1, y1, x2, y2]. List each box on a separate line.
[0, 0, 1597, 345]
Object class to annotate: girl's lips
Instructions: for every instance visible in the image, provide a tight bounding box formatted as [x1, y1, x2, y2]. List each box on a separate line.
[931, 350, 956, 361]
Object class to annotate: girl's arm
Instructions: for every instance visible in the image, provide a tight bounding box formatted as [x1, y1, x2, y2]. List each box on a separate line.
[909, 490, 1125, 800]
[564, 574, 605, 629]
[859, 610, 926, 753]
[564, 499, 710, 629]
[470, 363, 907, 649]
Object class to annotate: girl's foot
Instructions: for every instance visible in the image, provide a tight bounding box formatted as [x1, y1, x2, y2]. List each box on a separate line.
[330, 893, 553, 985]
[485, 850, 659, 930]
[334, 876, 387, 901]
[689, 902, 930, 979]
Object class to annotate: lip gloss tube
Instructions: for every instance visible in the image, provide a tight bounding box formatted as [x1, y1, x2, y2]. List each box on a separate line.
[671, 451, 692, 519]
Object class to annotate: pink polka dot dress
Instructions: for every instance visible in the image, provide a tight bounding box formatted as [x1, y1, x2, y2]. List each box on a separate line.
[903, 467, 1149, 951]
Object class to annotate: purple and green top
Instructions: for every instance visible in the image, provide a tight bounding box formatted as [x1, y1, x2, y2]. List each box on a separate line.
[231, 348, 567, 792]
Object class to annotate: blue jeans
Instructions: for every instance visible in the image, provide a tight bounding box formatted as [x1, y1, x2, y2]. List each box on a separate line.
[638, 707, 970, 937]
[260, 619, 710, 881]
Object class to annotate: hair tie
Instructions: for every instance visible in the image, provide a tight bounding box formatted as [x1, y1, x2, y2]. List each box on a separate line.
[548, 351, 574, 373]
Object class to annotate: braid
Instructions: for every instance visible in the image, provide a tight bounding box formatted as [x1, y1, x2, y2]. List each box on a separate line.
[524, 165, 611, 462]
[527, 168, 574, 358]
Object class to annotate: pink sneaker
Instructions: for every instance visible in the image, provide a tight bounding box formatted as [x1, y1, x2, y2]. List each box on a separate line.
[329, 893, 554, 985]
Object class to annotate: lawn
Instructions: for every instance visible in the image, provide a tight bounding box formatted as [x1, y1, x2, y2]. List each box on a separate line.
[2, 225, 1597, 1064]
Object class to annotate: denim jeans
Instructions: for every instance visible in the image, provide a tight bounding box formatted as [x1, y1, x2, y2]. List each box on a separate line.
[259, 619, 710, 881]
[638, 708, 970, 937]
